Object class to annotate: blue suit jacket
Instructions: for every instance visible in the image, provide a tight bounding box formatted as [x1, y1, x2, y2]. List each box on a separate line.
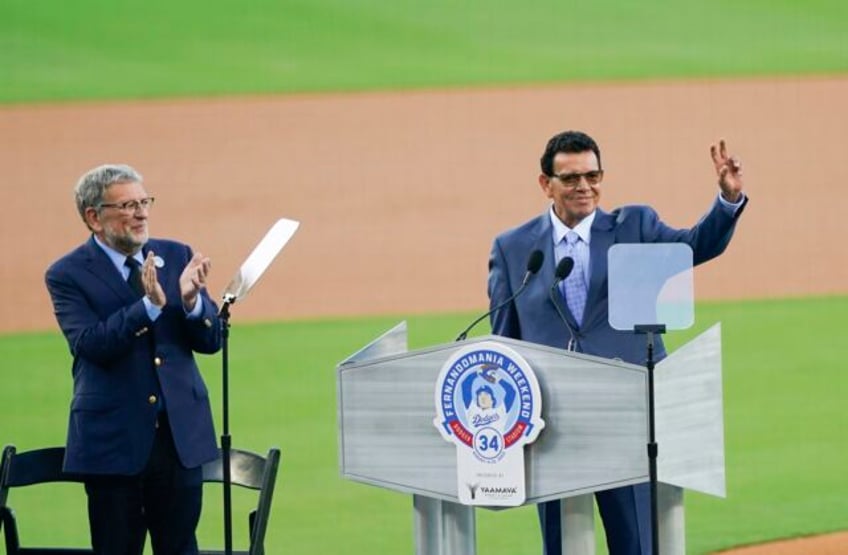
[488, 199, 746, 554]
[45, 236, 221, 475]
[488, 198, 747, 363]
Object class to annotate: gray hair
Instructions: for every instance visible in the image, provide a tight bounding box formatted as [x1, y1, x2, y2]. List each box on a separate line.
[74, 164, 143, 225]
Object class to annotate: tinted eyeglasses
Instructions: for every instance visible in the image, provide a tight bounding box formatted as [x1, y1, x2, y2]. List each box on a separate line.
[550, 170, 604, 188]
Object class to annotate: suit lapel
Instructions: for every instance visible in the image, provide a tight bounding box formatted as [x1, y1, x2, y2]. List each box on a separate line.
[531, 215, 556, 286]
[584, 209, 615, 327]
[82, 236, 141, 302]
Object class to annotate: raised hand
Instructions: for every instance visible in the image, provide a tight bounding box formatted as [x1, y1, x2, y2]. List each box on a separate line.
[710, 139, 744, 202]
[180, 252, 211, 311]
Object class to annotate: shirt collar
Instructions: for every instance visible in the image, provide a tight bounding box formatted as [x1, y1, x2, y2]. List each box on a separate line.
[93, 234, 143, 275]
[548, 207, 596, 245]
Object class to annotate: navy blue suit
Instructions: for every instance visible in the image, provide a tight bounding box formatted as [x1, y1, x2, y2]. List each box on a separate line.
[46, 236, 221, 553]
[488, 199, 746, 554]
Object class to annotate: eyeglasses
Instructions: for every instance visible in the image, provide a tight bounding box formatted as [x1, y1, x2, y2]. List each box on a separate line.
[550, 170, 604, 188]
[98, 197, 155, 213]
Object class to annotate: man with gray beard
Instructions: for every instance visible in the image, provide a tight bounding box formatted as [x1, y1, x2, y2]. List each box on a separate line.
[46, 164, 221, 555]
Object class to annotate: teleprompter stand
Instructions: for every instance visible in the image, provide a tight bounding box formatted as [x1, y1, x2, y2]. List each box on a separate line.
[606, 242, 714, 554]
[217, 218, 299, 555]
[635, 323, 667, 555]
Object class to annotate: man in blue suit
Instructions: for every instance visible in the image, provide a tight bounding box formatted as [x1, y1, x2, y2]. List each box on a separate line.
[487, 131, 746, 555]
[45, 164, 221, 555]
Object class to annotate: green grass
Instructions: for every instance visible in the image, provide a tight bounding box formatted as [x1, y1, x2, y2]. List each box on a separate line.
[664, 297, 848, 552]
[2, 0, 847, 103]
[1, 296, 846, 554]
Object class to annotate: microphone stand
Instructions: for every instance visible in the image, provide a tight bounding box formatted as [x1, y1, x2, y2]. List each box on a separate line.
[454, 283, 516, 342]
[634, 323, 666, 555]
[548, 284, 577, 352]
[455, 281, 528, 342]
[549, 257, 577, 351]
[457, 250, 543, 342]
[218, 294, 236, 555]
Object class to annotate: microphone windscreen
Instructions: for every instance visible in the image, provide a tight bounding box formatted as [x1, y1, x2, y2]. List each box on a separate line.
[526, 250, 544, 274]
[555, 257, 575, 280]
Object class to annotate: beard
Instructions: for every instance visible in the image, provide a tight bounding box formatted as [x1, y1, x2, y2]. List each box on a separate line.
[103, 225, 148, 255]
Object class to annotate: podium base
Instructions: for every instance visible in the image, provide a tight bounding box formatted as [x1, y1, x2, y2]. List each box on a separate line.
[413, 495, 476, 555]
[658, 484, 685, 554]
[561, 494, 595, 554]
[558, 486, 684, 555]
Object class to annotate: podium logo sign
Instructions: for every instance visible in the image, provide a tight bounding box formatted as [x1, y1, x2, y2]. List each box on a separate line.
[433, 340, 545, 506]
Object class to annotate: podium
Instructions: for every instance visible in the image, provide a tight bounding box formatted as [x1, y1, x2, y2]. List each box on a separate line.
[336, 322, 726, 555]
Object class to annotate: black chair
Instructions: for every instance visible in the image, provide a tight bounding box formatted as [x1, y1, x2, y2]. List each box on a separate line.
[199, 447, 281, 555]
[0, 445, 280, 555]
[0, 444, 90, 555]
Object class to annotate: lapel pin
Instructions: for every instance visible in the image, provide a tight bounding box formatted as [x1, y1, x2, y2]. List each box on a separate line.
[153, 255, 165, 269]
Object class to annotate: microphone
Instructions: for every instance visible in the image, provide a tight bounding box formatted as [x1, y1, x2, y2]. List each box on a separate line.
[522, 249, 545, 285]
[455, 249, 544, 341]
[554, 256, 574, 281]
[549, 256, 578, 351]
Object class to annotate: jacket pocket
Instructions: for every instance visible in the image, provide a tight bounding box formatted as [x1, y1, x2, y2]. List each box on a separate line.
[71, 394, 122, 411]
[70, 395, 125, 453]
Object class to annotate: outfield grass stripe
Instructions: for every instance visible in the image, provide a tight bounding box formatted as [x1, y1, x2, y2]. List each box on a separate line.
[2, 1, 847, 102]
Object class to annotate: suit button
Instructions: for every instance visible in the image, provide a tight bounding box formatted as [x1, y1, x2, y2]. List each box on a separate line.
[148, 395, 157, 405]
[154, 356, 163, 367]
[203, 318, 213, 328]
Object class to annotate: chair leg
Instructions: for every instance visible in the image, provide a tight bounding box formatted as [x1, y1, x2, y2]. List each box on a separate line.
[1, 506, 23, 554]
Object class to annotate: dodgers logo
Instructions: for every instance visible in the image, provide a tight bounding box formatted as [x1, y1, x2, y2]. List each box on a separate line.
[434, 340, 544, 506]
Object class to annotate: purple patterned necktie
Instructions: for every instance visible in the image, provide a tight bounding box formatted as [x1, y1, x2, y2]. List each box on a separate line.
[561, 231, 588, 325]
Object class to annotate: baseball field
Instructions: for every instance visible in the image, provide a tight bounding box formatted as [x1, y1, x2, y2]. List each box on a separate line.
[1, 1, 846, 553]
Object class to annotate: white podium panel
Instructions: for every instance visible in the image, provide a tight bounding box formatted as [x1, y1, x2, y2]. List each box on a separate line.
[337, 324, 725, 555]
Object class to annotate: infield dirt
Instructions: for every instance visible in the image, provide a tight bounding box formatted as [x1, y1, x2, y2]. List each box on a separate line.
[2, 76, 847, 334]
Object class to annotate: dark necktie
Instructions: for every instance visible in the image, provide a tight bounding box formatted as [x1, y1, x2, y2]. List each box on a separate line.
[125, 256, 144, 298]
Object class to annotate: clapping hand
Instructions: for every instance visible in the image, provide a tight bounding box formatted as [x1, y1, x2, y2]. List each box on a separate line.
[142, 252, 166, 307]
[180, 252, 211, 311]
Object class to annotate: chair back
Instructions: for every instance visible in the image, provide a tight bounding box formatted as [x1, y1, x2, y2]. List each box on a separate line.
[0, 444, 93, 554]
[200, 447, 282, 555]
[1, 445, 280, 555]
[2, 446, 84, 488]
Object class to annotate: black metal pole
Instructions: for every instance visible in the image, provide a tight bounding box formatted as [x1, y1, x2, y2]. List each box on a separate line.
[634, 324, 665, 555]
[219, 299, 233, 555]
[646, 332, 659, 555]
